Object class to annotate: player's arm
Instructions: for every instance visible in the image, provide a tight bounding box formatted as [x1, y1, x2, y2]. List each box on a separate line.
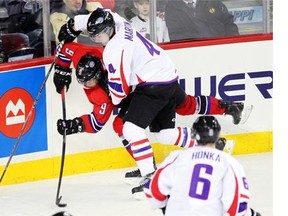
[144, 152, 180, 211]
[53, 43, 75, 94]
[57, 90, 115, 135]
[80, 98, 115, 133]
[222, 163, 250, 216]
[104, 47, 132, 105]
[53, 43, 81, 94]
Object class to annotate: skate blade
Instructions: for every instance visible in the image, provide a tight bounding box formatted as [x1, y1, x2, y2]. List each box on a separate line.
[223, 140, 235, 155]
[239, 105, 253, 124]
[124, 177, 141, 185]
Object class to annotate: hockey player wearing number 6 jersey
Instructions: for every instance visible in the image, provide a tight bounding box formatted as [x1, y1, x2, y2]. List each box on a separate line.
[56, 8, 246, 197]
[144, 115, 261, 216]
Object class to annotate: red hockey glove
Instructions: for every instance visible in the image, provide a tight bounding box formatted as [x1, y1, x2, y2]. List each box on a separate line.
[113, 115, 124, 137]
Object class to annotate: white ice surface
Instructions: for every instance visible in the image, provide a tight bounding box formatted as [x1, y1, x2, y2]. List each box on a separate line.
[0, 153, 272, 216]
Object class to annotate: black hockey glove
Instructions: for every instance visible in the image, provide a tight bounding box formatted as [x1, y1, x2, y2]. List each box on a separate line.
[58, 18, 82, 44]
[53, 64, 72, 94]
[215, 137, 226, 151]
[57, 117, 85, 135]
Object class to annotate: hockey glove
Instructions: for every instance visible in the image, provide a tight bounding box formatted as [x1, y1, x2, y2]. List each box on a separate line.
[54, 64, 72, 94]
[57, 117, 85, 135]
[113, 116, 124, 137]
[58, 18, 82, 44]
[215, 137, 226, 151]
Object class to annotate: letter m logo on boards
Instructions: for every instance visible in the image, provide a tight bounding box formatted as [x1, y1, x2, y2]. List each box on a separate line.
[6, 99, 25, 125]
[0, 66, 48, 158]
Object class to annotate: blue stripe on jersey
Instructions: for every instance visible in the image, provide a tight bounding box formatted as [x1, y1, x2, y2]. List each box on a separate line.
[133, 145, 152, 154]
[89, 113, 105, 133]
[238, 202, 248, 213]
[58, 53, 71, 64]
[108, 81, 124, 93]
[180, 128, 188, 148]
[137, 77, 179, 87]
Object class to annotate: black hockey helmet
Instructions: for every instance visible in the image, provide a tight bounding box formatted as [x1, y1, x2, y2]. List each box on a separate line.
[76, 54, 103, 84]
[87, 8, 115, 37]
[192, 116, 221, 144]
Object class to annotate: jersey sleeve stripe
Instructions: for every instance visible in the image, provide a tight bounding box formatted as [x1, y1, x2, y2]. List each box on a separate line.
[150, 156, 178, 201]
[58, 52, 71, 64]
[227, 168, 239, 216]
[108, 81, 124, 93]
[119, 50, 130, 95]
[88, 113, 105, 132]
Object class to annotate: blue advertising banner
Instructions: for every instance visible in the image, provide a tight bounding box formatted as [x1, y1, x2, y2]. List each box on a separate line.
[229, 6, 263, 24]
[0, 66, 48, 158]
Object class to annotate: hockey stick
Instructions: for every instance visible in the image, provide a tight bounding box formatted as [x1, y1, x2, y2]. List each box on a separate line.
[55, 86, 67, 207]
[0, 54, 58, 184]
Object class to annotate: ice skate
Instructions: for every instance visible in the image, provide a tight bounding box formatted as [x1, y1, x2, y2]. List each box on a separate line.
[125, 158, 156, 185]
[132, 172, 154, 200]
[124, 168, 142, 185]
[219, 101, 244, 125]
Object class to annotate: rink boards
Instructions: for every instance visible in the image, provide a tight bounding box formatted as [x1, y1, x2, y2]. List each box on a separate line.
[0, 35, 273, 185]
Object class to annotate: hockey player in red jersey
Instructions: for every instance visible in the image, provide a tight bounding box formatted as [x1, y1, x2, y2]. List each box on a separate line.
[53, 42, 114, 135]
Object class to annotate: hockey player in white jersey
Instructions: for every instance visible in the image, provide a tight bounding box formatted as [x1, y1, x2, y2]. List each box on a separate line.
[56, 8, 247, 197]
[144, 115, 261, 216]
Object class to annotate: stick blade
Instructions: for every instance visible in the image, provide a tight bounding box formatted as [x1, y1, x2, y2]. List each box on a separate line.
[223, 140, 235, 155]
[56, 196, 67, 207]
[239, 104, 253, 125]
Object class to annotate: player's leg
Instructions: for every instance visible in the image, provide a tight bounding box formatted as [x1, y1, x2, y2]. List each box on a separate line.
[176, 94, 244, 125]
[123, 83, 179, 198]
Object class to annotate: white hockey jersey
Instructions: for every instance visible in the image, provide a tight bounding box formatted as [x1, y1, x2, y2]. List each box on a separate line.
[74, 10, 178, 105]
[144, 146, 251, 216]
